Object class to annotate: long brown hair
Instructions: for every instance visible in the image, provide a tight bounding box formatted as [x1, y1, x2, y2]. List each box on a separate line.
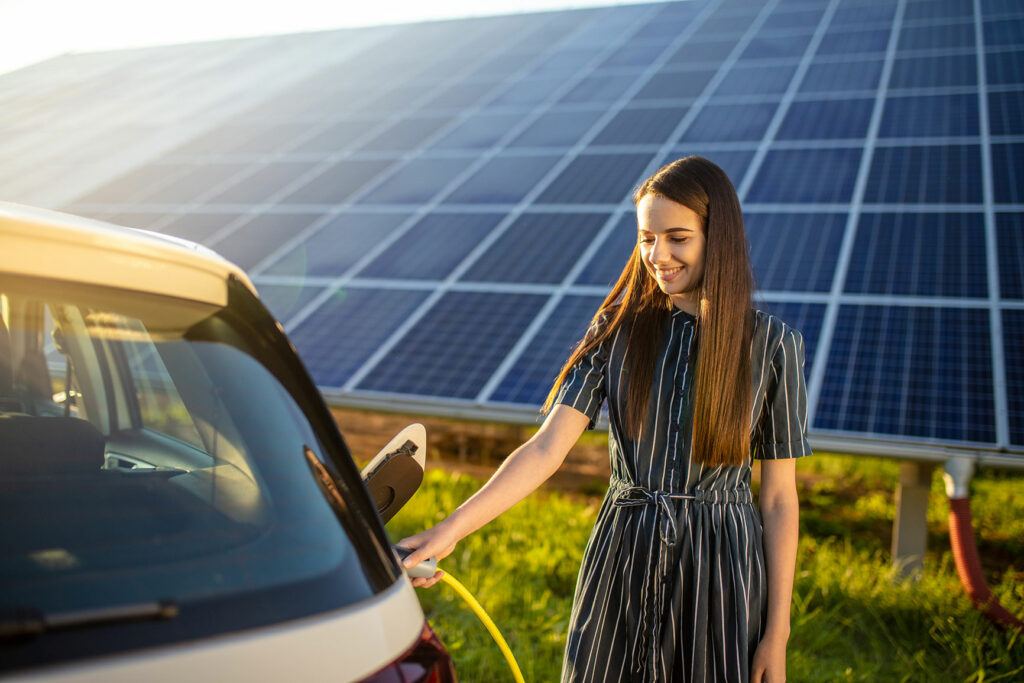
[542, 156, 755, 467]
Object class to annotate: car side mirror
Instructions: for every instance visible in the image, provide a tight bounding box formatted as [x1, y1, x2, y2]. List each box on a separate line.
[360, 423, 426, 524]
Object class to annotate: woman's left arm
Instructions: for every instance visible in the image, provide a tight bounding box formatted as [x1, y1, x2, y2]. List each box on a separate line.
[751, 457, 800, 683]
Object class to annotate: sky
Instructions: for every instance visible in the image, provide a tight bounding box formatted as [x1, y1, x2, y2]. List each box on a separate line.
[0, 0, 655, 76]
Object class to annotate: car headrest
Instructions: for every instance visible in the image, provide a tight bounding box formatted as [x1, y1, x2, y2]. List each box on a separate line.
[0, 415, 105, 476]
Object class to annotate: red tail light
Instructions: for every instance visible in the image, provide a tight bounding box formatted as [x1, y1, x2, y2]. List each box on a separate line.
[358, 622, 457, 682]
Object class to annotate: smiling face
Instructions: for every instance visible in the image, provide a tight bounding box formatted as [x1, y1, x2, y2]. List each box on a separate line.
[636, 193, 706, 315]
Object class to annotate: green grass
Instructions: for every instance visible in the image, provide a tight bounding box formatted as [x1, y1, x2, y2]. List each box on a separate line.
[385, 455, 1024, 682]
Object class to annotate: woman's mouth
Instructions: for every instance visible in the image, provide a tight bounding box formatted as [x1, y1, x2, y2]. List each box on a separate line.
[656, 266, 683, 282]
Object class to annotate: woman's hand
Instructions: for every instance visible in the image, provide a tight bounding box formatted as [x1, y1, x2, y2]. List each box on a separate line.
[750, 629, 788, 683]
[396, 518, 461, 588]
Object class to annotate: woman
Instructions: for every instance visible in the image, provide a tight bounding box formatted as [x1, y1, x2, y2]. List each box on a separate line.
[398, 156, 810, 683]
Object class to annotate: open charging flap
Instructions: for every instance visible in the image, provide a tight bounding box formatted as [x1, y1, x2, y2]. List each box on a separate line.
[360, 423, 426, 524]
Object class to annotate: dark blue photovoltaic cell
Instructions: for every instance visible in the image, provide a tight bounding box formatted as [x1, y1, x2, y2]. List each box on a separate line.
[509, 109, 604, 147]
[356, 212, 503, 279]
[1004, 310, 1024, 446]
[762, 9, 823, 31]
[864, 145, 982, 204]
[713, 63, 798, 96]
[160, 212, 244, 243]
[633, 69, 717, 101]
[358, 157, 475, 204]
[740, 32, 814, 60]
[254, 284, 326, 325]
[538, 153, 654, 204]
[667, 149, 755, 188]
[486, 77, 564, 107]
[443, 154, 560, 203]
[905, 0, 972, 21]
[575, 214, 637, 286]
[430, 112, 526, 150]
[288, 288, 430, 388]
[745, 212, 846, 292]
[816, 305, 995, 443]
[832, 0, 897, 24]
[989, 91, 1024, 135]
[666, 39, 738, 65]
[212, 213, 325, 271]
[747, 148, 862, 203]
[356, 291, 549, 399]
[699, 14, 756, 37]
[290, 119, 378, 154]
[593, 106, 688, 145]
[560, 73, 637, 104]
[461, 212, 608, 283]
[984, 17, 1024, 46]
[418, 79, 501, 110]
[358, 115, 455, 151]
[206, 211, 319, 270]
[997, 213, 1024, 298]
[600, 42, 667, 69]
[889, 54, 978, 88]
[681, 102, 777, 142]
[529, 47, 604, 76]
[845, 213, 988, 298]
[800, 58, 884, 92]
[280, 159, 397, 204]
[755, 301, 825, 371]
[207, 162, 321, 204]
[985, 49, 1024, 85]
[991, 143, 1024, 203]
[490, 294, 607, 405]
[878, 94, 979, 137]
[139, 163, 250, 204]
[263, 212, 412, 277]
[776, 98, 873, 140]
[817, 28, 890, 55]
[897, 21, 976, 51]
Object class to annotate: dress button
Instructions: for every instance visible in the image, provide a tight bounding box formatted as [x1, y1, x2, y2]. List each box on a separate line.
[678, 385, 686, 396]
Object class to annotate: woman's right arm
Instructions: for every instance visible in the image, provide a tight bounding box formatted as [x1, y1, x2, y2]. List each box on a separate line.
[396, 404, 592, 587]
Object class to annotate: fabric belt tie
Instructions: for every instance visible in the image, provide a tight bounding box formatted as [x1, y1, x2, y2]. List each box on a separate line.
[611, 483, 753, 682]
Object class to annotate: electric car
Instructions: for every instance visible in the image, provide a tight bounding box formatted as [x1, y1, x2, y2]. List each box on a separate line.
[0, 203, 456, 682]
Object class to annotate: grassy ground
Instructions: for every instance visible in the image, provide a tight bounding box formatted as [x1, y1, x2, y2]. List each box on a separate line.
[385, 454, 1023, 682]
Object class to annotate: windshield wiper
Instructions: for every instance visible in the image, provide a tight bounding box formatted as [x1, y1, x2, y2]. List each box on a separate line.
[0, 600, 178, 639]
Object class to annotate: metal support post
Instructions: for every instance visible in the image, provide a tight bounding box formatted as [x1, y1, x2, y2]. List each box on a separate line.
[891, 460, 935, 578]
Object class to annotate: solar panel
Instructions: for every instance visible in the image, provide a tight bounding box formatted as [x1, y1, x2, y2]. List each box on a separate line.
[460, 213, 608, 284]
[262, 212, 412, 278]
[356, 291, 549, 399]
[5, 0, 1023, 458]
[356, 212, 504, 280]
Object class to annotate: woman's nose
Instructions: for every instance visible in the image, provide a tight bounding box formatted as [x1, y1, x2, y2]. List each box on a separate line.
[649, 237, 671, 263]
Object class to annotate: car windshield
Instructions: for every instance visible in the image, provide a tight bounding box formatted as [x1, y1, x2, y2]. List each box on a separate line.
[0, 276, 382, 636]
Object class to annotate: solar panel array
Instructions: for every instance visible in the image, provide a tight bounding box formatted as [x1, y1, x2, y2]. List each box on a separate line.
[2, 0, 1023, 457]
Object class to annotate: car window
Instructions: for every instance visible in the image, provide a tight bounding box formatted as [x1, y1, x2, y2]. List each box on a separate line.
[118, 317, 205, 452]
[0, 277, 387, 669]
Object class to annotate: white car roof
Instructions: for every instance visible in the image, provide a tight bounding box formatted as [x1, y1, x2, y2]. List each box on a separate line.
[0, 202, 256, 307]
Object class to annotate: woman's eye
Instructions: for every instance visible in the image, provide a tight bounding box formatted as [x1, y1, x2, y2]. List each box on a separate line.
[639, 236, 654, 244]
[671, 237, 688, 244]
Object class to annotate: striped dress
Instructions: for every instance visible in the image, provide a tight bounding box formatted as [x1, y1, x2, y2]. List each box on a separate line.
[556, 306, 812, 683]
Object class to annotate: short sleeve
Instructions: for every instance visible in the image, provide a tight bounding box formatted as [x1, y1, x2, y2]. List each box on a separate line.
[553, 336, 608, 431]
[754, 327, 812, 460]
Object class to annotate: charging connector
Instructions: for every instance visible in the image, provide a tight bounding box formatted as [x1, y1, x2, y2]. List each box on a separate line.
[394, 546, 525, 683]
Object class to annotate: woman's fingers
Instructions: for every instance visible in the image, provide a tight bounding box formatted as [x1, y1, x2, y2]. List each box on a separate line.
[409, 570, 445, 589]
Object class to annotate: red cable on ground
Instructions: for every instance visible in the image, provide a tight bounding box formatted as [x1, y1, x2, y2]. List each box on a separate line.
[947, 496, 1024, 631]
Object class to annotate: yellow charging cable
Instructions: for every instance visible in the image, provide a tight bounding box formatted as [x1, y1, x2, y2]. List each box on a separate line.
[439, 571, 525, 683]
